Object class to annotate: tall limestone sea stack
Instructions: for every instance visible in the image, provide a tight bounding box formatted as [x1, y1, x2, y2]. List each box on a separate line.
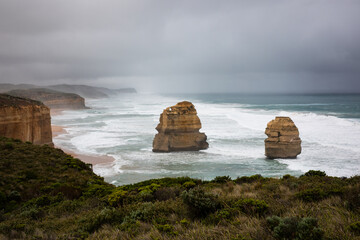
[0, 94, 53, 146]
[152, 101, 209, 152]
[265, 116, 301, 159]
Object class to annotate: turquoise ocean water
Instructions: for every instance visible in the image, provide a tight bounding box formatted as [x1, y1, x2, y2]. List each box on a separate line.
[52, 93, 360, 185]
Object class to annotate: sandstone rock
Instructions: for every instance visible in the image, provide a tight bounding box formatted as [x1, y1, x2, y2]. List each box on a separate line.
[265, 116, 301, 159]
[153, 101, 209, 152]
[7, 88, 87, 109]
[0, 94, 53, 146]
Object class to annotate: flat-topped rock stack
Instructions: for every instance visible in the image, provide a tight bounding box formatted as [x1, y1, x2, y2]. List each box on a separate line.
[265, 116, 301, 159]
[152, 101, 209, 152]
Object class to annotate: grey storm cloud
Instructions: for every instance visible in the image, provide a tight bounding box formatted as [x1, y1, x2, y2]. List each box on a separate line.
[0, 0, 359, 93]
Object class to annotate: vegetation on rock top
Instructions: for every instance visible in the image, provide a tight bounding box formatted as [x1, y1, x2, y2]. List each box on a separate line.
[0, 94, 44, 107]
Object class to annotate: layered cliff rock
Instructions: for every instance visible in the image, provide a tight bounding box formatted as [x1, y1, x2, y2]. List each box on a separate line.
[153, 101, 209, 152]
[265, 116, 301, 159]
[7, 88, 86, 109]
[0, 94, 53, 146]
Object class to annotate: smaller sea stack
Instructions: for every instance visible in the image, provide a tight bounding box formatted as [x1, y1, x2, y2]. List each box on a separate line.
[152, 101, 209, 152]
[265, 116, 301, 159]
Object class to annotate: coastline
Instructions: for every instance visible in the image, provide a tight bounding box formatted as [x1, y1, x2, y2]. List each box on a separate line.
[50, 108, 65, 116]
[51, 112, 115, 166]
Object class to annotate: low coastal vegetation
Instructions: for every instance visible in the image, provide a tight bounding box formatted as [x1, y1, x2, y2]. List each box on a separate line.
[1, 137, 360, 239]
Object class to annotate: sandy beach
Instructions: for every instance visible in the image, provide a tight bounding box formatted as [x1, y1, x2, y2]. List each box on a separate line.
[51, 115, 115, 166]
[50, 109, 65, 116]
[51, 125, 67, 138]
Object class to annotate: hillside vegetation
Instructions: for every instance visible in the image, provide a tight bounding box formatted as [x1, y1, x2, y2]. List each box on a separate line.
[1, 137, 360, 239]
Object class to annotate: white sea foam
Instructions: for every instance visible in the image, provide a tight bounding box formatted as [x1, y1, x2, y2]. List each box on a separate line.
[52, 93, 360, 184]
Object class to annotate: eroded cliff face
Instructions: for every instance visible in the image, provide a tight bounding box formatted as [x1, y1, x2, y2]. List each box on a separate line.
[265, 116, 301, 159]
[153, 101, 208, 152]
[7, 89, 86, 109]
[40, 97, 85, 109]
[0, 94, 53, 146]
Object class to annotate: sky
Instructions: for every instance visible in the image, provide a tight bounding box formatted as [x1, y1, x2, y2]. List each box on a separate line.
[0, 0, 359, 93]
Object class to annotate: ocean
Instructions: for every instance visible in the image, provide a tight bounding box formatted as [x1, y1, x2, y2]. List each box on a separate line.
[52, 93, 360, 186]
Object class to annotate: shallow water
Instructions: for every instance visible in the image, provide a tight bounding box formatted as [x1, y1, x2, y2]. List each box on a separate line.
[52, 93, 360, 185]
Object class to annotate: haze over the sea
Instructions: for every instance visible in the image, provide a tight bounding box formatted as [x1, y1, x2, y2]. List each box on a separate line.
[0, 0, 359, 94]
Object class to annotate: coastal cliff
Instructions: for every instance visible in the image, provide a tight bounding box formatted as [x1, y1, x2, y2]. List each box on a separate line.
[0, 83, 137, 99]
[153, 101, 208, 152]
[47, 84, 137, 98]
[7, 88, 86, 109]
[0, 94, 53, 146]
[265, 116, 301, 159]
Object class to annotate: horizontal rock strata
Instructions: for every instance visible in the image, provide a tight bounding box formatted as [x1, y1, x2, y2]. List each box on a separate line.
[0, 94, 53, 146]
[265, 116, 301, 159]
[7, 88, 86, 109]
[153, 101, 208, 152]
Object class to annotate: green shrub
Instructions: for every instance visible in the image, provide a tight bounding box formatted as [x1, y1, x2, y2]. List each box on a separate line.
[25, 193, 64, 208]
[297, 218, 324, 239]
[51, 183, 82, 200]
[344, 184, 360, 212]
[54, 199, 81, 213]
[182, 187, 219, 217]
[119, 220, 141, 236]
[65, 157, 88, 171]
[234, 198, 269, 215]
[273, 216, 299, 239]
[296, 188, 326, 202]
[348, 221, 360, 235]
[182, 181, 196, 189]
[180, 218, 190, 227]
[213, 208, 235, 222]
[235, 174, 264, 184]
[137, 190, 153, 202]
[282, 174, 295, 180]
[4, 142, 14, 150]
[125, 202, 156, 222]
[155, 224, 178, 236]
[8, 191, 21, 202]
[154, 187, 180, 201]
[22, 170, 38, 180]
[122, 177, 200, 192]
[0, 192, 6, 208]
[212, 176, 232, 183]
[83, 184, 113, 198]
[267, 215, 282, 230]
[35, 195, 51, 207]
[303, 170, 326, 177]
[107, 189, 128, 207]
[20, 207, 43, 220]
[81, 208, 122, 233]
[138, 183, 161, 194]
[267, 216, 324, 240]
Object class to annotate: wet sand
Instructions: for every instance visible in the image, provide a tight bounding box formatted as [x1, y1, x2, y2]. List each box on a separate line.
[59, 147, 115, 165]
[51, 111, 115, 166]
[52, 125, 67, 137]
[50, 109, 65, 116]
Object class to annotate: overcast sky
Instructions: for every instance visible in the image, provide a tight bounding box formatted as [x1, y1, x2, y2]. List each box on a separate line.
[0, 0, 359, 93]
